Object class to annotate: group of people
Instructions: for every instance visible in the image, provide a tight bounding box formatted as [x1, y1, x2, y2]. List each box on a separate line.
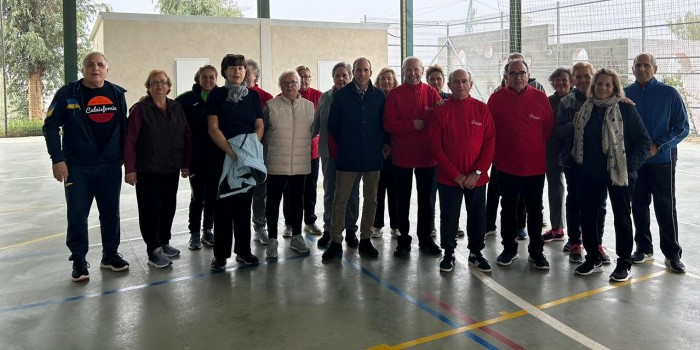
[43, 50, 688, 284]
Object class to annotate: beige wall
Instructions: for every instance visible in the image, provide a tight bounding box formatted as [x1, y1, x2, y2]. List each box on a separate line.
[91, 13, 388, 108]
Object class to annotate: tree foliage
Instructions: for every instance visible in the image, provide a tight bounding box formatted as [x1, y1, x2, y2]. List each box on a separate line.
[668, 12, 700, 40]
[154, 0, 244, 17]
[1, 0, 110, 119]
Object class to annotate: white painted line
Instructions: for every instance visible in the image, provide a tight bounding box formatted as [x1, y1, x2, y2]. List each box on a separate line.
[0, 175, 52, 181]
[458, 253, 610, 350]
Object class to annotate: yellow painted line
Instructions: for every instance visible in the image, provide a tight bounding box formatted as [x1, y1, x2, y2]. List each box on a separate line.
[368, 269, 668, 350]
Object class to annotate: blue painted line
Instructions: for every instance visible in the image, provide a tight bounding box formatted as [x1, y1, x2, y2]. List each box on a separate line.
[342, 257, 499, 350]
[0, 253, 310, 314]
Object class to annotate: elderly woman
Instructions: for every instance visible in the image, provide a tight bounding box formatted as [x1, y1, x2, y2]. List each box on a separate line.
[279, 66, 324, 237]
[314, 62, 361, 249]
[176, 65, 218, 250]
[555, 62, 610, 264]
[370, 67, 399, 239]
[124, 69, 191, 268]
[206, 54, 265, 271]
[263, 69, 315, 260]
[571, 68, 650, 281]
[426, 64, 451, 100]
[541, 67, 571, 245]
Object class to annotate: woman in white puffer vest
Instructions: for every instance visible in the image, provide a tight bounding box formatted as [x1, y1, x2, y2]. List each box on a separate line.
[262, 69, 316, 260]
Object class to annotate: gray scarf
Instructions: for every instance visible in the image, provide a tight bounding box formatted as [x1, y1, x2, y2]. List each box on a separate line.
[224, 80, 248, 103]
[572, 96, 628, 186]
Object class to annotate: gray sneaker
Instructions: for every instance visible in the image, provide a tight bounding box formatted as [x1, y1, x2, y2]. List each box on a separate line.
[267, 238, 279, 260]
[161, 244, 180, 258]
[188, 232, 202, 250]
[290, 235, 310, 254]
[148, 248, 172, 268]
[254, 227, 270, 245]
[370, 227, 382, 238]
[201, 229, 215, 246]
[390, 228, 400, 238]
[282, 225, 293, 238]
[304, 223, 323, 235]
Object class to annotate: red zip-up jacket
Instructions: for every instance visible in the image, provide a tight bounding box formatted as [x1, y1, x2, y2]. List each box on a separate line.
[429, 96, 495, 187]
[487, 85, 553, 176]
[384, 82, 442, 168]
[300, 87, 323, 160]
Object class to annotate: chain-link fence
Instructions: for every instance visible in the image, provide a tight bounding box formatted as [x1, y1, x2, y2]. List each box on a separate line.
[365, 0, 700, 136]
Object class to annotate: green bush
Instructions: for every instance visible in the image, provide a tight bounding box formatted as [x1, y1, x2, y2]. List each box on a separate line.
[0, 118, 44, 137]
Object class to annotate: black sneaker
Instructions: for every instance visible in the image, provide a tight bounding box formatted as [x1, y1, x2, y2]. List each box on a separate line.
[394, 235, 412, 257]
[468, 253, 492, 272]
[496, 250, 519, 266]
[201, 229, 215, 247]
[317, 231, 331, 248]
[631, 251, 654, 264]
[210, 257, 227, 272]
[345, 231, 359, 249]
[517, 228, 528, 240]
[528, 254, 550, 270]
[569, 244, 584, 263]
[100, 253, 129, 271]
[235, 253, 259, 266]
[440, 253, 455, 272]
[575, 259, 603, 275]
[665, 258, 686, 273]
[188, 232, 202, 250]
[71, 259, 90, 282]
[609, 259, 631, 282]
[358, 239, 379, 257]
[322, 242, 343, 261]
[419, 242, 442, 255]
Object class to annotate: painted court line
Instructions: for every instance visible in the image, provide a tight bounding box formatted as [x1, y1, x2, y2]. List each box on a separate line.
[369, 268, 667, 349]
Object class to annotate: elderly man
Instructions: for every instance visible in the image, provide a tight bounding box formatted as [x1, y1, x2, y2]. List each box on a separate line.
[322, 57, 387, 261]
[245, 59, 274, 246]
[625, 53, 690, 273]
[384, 56, 443, 257]
[43, 52, 129, 281]
[429, 69, 495, 272]
[487, 60, 553, 270]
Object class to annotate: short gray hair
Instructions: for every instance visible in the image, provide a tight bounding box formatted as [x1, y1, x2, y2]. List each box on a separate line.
[448, 69, 472, 83]
[331, 62, 352, 77]
[81, 51, 108, 69]
[247, 59, 261, 83]
[278, 69, 300, 89]
[401, 56, 423, 70]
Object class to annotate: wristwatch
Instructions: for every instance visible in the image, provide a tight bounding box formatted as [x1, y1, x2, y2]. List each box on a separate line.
[474, 170, 482, 175]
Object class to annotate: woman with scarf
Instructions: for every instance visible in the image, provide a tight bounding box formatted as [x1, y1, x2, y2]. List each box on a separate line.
[571, 68, 650, 282]
[206, 54, 264, 271]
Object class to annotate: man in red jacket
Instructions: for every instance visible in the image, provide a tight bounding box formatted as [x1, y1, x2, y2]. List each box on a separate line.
[487, 60, 553, 270]
[429, 69, 495, 272]
[384, 57, 443, 257]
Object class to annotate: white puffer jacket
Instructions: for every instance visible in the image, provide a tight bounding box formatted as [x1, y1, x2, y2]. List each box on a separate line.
[263, 95, 315, 175]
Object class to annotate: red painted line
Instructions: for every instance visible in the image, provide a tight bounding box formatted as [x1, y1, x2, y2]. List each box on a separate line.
[421, 292, 527, 350]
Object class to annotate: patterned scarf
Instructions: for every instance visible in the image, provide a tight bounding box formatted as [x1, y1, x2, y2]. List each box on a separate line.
[572, 95, 628, 186]
[224, 80, 248, 103]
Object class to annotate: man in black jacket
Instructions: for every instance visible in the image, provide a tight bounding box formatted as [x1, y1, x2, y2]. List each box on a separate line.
[43, 52, 129, 281]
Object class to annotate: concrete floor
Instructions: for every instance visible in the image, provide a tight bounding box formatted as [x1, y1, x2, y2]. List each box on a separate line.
[1, 136, 699, 350]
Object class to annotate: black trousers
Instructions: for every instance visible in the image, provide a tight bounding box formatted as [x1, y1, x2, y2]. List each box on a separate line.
[213, 189, 254, 259]
[580, 175, 635, 263]
[268, 174, 305, 239]
[498, 171, 545, 255]
[374, 157, 398, 229]
[65, 164, 122, 261]
[438, 183, 486, 253]
[485, 167, 526, 231]
[632, 162, 681, 259]
[187, 168, 218, 233]
[564, 167, 607, 244]
[284, 157, 319, 225]
[393, 165, 436, 245]
[135, 171, 180, 255]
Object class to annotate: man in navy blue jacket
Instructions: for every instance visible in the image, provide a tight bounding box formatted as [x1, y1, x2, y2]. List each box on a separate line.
[43, 52, 129, 281]
[323, 57, 389, 261]
[624, 53, 690, 273]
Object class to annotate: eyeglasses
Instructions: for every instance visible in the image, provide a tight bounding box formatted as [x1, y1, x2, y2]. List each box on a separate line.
[507, 71, 528, 78]
[150, 80, 168, 86]
[282, 81, 299, 86]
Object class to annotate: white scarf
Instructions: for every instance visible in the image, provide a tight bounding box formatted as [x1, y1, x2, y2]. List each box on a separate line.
[572, 96, 628, 186]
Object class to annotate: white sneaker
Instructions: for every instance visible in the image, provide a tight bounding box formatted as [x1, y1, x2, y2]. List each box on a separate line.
[390, 228, 400, 238]
[254, 227, 270, 245]
[290, 235, 310, 254]
[304, 223, 323, 235]
[485, 228, 497, 237]
[370, 227, 383, 238]
[282, 225, 293, 238]
[266, 238, 279, 260]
